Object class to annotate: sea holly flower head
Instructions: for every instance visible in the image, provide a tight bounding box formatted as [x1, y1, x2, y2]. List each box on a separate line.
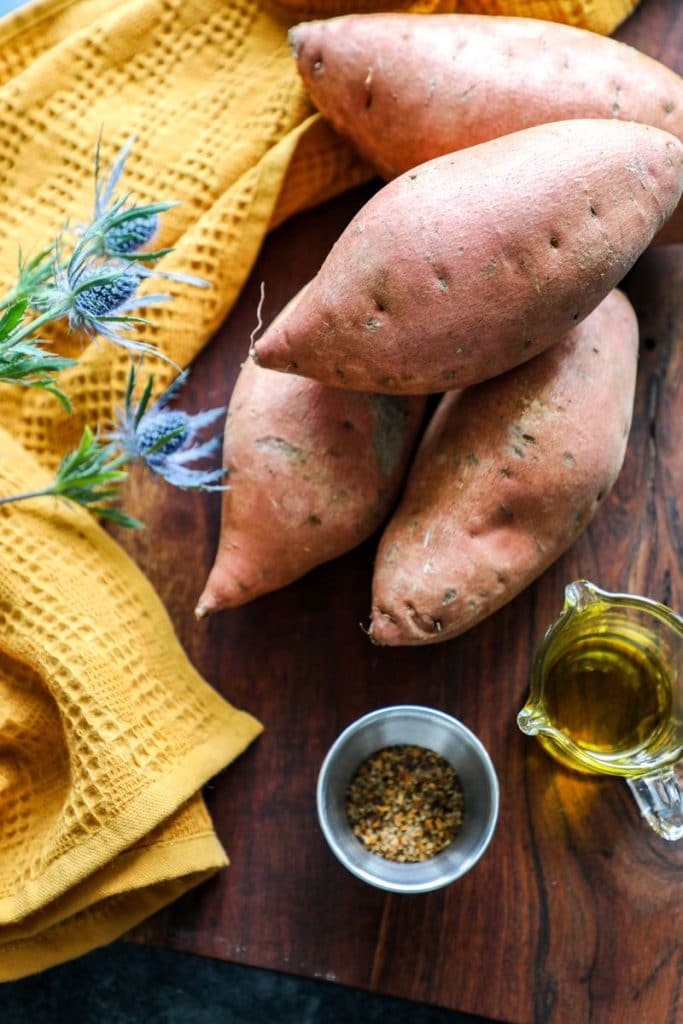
[110, 363, 228, 491]
[87, 135, 208, 287]
[31, 230, 174, 361]
[89, 134, 168, 260]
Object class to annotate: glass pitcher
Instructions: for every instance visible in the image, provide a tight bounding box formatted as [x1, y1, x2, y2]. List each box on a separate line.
[517, 580, 683, 840]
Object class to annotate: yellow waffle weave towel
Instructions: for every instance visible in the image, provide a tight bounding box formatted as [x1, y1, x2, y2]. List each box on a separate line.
[0, 0, 639, 982]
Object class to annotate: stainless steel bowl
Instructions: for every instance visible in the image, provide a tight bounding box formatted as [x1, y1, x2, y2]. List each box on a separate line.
[316, 705, 499, 894]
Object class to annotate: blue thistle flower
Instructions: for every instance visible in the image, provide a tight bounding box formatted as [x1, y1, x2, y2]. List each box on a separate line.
[110, 363, 228, 491]
[87, 136, 208, 289]
[31, 237, 175, 362]
[136, 409, 190, 457]
[104, 213, 160, 256]
[90, 135, 165, 260]
[26, 134, 207, 362]
[73, 268, 140, 319]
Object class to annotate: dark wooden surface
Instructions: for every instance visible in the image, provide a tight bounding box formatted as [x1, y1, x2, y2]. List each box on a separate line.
[122, 3, 683, 1022]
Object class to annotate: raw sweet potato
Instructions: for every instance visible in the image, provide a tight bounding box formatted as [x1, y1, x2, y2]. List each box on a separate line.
[290, 13, 683, 244]
[252, 119, 682, 394]
[369, 288, 638, 646]
[195, 339, 426, 614]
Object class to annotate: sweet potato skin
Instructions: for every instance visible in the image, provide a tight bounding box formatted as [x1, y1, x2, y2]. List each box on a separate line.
[292, 14, 683, 176]
[196, 356, 426, 613]
[253, 120, 683, 394]
[369, 289, 639, 646]
[291, 13, 683, 245]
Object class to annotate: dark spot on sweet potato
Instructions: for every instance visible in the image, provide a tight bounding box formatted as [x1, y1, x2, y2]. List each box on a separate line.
[590, 204, 598, 217]
[370, 394, 410, 477]
[550, 236, 559, 248]
[438, 276, 449, 293]
[644, 337, 657, 351]
[572, 312, 580, 321]
[611, 83, 622, 116]
[523, 338, 534, 349]
[522, 433, 537, 445]
[596, 490, 604, 502]
[466, 453, 479, 466]
[335, 365, 345, 380]
[365, 317, 382, 331]
[499, 467, 512, 478]
[342, 419, 354, 431]
[664, 100, 674, 114]
[563, 452, 576, 466]
[308, 514, 323, 526]
[441, 588, 458, 606]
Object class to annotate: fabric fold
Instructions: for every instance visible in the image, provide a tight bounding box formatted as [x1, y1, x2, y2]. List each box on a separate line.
[0, 427, 261, 977]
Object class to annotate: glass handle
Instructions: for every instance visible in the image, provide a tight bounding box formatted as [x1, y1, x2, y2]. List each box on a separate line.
[627, 768, 683, 841]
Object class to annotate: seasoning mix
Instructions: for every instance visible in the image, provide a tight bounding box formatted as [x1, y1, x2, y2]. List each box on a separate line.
[345, 744, 464, 862]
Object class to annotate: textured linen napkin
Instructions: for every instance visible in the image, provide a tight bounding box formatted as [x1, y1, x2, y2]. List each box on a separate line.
[0, 0, 639, 981]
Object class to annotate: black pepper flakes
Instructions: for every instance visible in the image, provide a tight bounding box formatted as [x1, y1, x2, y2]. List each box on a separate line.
[345, 745, 464, 862]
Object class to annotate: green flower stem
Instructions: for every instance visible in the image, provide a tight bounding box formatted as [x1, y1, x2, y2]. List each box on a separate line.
[0, 488, 57, 506]
[8, 306, 70, 344]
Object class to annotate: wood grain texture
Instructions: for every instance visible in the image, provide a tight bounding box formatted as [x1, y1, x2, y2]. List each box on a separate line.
[123, 3, 683, 1021]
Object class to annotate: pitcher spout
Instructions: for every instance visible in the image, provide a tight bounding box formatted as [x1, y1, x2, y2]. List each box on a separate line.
[517, 705, 547, 736]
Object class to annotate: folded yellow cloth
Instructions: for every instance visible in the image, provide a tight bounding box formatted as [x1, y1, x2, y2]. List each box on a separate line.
[0, 0, 639, 983]
[0, 426, 262, 980]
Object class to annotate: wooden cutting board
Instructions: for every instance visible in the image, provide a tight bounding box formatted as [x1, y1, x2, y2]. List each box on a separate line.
[125, 3, 683, 1021]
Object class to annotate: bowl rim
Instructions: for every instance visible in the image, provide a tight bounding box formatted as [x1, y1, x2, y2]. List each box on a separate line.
[316, 704, 500, 894]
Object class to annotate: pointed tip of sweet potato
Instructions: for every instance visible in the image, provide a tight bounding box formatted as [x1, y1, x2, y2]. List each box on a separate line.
[195, 561, 255, 617]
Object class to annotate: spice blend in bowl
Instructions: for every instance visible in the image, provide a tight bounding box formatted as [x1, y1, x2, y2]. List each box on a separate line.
[317, 705, 499, 894]
[346, 744, 464, 862]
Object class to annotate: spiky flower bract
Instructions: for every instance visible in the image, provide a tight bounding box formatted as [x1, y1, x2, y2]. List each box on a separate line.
[110, 362, 227, 491]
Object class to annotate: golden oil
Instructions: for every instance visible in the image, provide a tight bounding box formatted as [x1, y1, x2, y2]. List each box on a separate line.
[542, 631, 672, 767]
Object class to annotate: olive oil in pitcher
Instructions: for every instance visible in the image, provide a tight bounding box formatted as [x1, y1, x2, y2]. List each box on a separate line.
[542, 631, 672, 763]
[518, 581, 683, 837]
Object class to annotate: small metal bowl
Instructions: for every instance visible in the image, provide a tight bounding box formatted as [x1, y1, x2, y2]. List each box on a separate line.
[316, 705, 500, 894]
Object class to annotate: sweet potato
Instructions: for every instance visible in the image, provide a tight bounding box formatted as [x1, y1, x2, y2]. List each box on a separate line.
[195, 337, 426, 614]
[369, 288, 638, 646]
[252, 119, 682, 394]
[290, 13, 683, 244]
